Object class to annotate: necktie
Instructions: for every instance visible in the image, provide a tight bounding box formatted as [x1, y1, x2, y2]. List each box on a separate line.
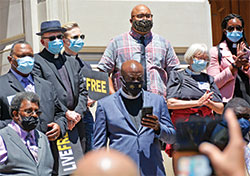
[22, 77, 35, 92]
[140, 36, 145, 46]
[25, 133, 38, 162]
[139, 36, 147, 90]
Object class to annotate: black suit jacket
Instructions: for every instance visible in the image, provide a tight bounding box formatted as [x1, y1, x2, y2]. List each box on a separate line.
[33, 49, 88, 117]
[0, 71, 67, 136]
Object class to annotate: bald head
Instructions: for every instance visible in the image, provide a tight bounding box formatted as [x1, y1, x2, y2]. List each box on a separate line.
[121, 60, 144, 78]
[73, 149, 138, 176]
[131, 4, 151, 18]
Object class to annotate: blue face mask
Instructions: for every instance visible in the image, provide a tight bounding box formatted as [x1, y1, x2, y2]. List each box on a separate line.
[191, 58, 208, 73]
[48, 39, 63, 54]
[226, 31, 243, 43]
[69, 39, 84, 53]
[16, 56, 34, 74]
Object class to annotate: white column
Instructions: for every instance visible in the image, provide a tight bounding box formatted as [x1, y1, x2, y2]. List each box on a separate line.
[46, 0, 69, 24]
[23, 0, 40, 53]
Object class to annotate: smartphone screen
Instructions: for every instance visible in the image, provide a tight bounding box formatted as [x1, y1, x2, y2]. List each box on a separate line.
[177, 154, 212, 176]
[141, 106, 153, 119]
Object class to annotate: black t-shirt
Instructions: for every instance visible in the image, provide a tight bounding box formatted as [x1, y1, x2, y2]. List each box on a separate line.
[121, 94, 143, 130]
[167, 68, 222, 102]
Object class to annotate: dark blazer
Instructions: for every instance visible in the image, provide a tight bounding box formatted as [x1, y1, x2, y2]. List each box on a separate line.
[94, 89, 176, 176]
[0, 71, 67, 136]
[33, 49, 88, 117]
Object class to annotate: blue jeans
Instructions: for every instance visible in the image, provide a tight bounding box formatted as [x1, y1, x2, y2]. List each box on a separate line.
[83, 109, 94, 153]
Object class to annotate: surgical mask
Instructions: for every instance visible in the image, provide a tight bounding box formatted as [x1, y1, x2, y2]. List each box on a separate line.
[191, 58, 208, 73]
[226, 31, 243, 43]
[20, 115, 39, 131]
[48, 39, 63, 54]
[16, 56, 34, 74]
[132, 19, 153, 33]
[69, 39, 84, 53]
[121, 77, 143, 97]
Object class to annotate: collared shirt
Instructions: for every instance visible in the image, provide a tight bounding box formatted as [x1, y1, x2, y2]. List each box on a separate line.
[11, 69, 35, 92]
[0, 121, 37, 164]
[98, 29, 180, 97]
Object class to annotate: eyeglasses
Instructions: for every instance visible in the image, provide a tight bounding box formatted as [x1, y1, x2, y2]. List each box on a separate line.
[226, 25, 243, 32]
[42, 34, 63, 41]
[20, 108, 42, 116]
[71, 34, 85, 40]
[132, 14, 153, 19]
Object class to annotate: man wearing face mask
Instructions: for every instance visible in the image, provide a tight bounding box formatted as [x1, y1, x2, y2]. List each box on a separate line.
[0, 92, 54, 175]
[62, 22, 94, 153]
[93, 60, 176, 176]
[98, 4, 180, 97]
[32, 20, 88, 157]
[0, 41, 67, 175]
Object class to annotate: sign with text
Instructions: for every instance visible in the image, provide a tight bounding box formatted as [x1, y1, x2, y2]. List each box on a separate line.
[57, 129, 83, 175]
[82, 69, 109, 100]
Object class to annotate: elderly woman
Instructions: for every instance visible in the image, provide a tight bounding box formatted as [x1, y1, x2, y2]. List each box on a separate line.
[166, 43, 224, 125]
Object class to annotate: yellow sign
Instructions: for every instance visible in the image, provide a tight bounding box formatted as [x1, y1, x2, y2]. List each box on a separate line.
[86, 78, 107, 93]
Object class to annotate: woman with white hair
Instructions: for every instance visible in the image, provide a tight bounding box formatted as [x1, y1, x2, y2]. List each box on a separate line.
[166, 43, 224, 125]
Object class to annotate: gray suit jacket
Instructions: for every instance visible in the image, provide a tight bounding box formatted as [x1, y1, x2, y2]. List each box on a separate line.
[0, 126, 54, 176]
[0, 71, 67, 136]
[33, 49, 88, 117]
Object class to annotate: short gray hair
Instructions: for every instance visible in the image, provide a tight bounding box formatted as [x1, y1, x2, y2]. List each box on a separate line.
[9, 92, 40, 117]
[184, 43, 208, 64]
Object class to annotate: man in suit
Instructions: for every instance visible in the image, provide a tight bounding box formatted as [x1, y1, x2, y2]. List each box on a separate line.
[62, 22, 94, 153]
[93, 60, 176, 176]
[32, 20, 88, 165]
[0, 41, 67, 175]
[0, 92, 54, 175]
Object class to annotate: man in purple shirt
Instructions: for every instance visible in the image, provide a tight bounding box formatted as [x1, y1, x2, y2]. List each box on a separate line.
[0, 92, 53, 175]
[98, 4, 180, 97]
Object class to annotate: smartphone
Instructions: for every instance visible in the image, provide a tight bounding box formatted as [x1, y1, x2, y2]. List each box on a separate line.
[174, 118, 229, 176]
[176, 153, 213, 176]
[47, 126, 53, 132]
[243, 48, 250, 60]
[141, 106, 153, 119]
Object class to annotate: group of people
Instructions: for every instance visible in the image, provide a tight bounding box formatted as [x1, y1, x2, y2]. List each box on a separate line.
[0, 3, 249, 176]
[0, 19, 93, 175]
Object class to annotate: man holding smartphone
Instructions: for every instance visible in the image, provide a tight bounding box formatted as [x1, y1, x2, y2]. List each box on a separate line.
[93, 60, 176, 176]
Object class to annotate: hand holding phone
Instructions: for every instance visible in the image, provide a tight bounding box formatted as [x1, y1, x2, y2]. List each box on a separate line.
[141, 106, 153, 119]
[141, 107, 160, 131]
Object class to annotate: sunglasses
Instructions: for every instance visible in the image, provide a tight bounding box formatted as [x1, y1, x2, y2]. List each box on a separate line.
[71, 34, 85, 40]
[226, 25, 243, 32]
[42, 34, 63, 41]
[132, 14, 153, 19]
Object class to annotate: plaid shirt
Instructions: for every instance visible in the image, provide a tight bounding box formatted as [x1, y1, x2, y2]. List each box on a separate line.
[98, 29, 180, 97]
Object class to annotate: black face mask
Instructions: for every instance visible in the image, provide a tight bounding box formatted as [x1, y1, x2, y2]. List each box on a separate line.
[20, 115, 39, 131]
[132, 19, 153, 33]
[121, 77, 143, 97]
